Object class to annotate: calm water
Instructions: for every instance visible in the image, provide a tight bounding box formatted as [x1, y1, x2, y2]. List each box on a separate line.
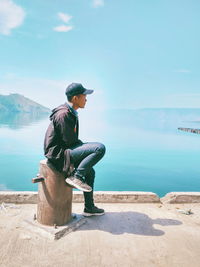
[0, 108, 200, 197]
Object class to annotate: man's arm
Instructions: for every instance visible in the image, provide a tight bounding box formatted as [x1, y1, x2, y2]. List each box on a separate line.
[55, 112, 79, 148]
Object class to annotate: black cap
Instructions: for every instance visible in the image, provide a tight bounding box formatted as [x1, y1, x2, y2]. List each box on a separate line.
[65, 83, 94, 97]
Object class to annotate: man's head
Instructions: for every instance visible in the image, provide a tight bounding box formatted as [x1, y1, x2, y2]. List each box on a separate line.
[65, 83, 94, 109]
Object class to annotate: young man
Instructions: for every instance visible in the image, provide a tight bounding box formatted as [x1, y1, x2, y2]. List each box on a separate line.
[44, 83, 106, 216]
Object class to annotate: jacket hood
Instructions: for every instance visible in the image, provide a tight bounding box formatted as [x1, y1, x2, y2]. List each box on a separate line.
[50, 104, 69, 121]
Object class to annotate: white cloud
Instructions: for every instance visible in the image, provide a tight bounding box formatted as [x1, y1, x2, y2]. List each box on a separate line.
[53, 12, 73, 33]
[92, 0, 104, 8]
[0, 0, 25, 35]
[58, 12, 72, 23]
[53, 25, 73, 32]
[174, 69, 191, 73]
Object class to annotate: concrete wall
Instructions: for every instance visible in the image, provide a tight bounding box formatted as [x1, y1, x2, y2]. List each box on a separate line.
[1, 191, 200, 204]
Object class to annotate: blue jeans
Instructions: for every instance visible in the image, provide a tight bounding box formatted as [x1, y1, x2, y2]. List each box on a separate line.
[69, 142, 106, 179]
[69, 142, 106, 208]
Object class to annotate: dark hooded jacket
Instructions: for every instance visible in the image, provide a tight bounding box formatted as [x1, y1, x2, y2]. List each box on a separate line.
[44, 103, 81, 176]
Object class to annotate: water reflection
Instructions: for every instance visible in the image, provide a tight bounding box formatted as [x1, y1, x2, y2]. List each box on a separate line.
[0, 111, 50, 129]
[104, 109, 200, 134]
[0, 108, 200, 195]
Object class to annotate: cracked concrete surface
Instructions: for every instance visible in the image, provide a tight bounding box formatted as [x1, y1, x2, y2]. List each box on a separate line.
[0, 203, 200, 267]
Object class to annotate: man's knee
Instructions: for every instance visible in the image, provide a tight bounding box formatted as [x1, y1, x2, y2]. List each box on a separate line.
[95, 143, 106, 156]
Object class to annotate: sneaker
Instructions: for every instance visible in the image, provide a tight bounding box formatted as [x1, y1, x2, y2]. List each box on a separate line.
[83, 205, 105, 216]
[65, 176, 92, 192]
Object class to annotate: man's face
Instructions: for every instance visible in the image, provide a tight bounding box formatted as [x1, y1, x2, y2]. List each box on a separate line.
[74, 94, 87, 109]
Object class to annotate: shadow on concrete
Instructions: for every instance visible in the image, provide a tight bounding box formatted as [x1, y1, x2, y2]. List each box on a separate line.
[78, 211, 182, 236]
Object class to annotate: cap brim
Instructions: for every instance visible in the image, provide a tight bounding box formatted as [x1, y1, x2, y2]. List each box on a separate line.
[83, 89, 94, 95]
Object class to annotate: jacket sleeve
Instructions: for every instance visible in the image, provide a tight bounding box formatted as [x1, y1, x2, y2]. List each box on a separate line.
[55, 112, 79, 148]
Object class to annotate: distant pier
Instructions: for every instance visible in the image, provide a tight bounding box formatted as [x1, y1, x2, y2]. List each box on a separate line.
[178, 127, 200, 134]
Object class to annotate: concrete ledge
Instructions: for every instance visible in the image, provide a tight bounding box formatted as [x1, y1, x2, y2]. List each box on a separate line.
[73, 191, 160, 203]
[0, 191, 160, 204]
[0, 191, 38, 204]
[1, 191, 200, 204]
[161, 192, 200, 203]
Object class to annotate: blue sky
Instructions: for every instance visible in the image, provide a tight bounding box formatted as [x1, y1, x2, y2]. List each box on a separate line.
[0, 0, 200, 109]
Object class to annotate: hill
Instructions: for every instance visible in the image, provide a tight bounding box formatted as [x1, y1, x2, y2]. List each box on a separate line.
[0, 93, 50, 114]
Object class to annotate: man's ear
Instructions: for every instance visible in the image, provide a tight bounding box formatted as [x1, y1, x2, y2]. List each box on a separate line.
[71, 96, 77, 102]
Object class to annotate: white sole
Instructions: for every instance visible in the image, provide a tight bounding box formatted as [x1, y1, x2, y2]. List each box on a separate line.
[65, 178, 92, 192]
[82, 212, 105, 217]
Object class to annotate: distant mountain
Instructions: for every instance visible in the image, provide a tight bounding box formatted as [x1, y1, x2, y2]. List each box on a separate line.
[0, 93, 50, 114]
